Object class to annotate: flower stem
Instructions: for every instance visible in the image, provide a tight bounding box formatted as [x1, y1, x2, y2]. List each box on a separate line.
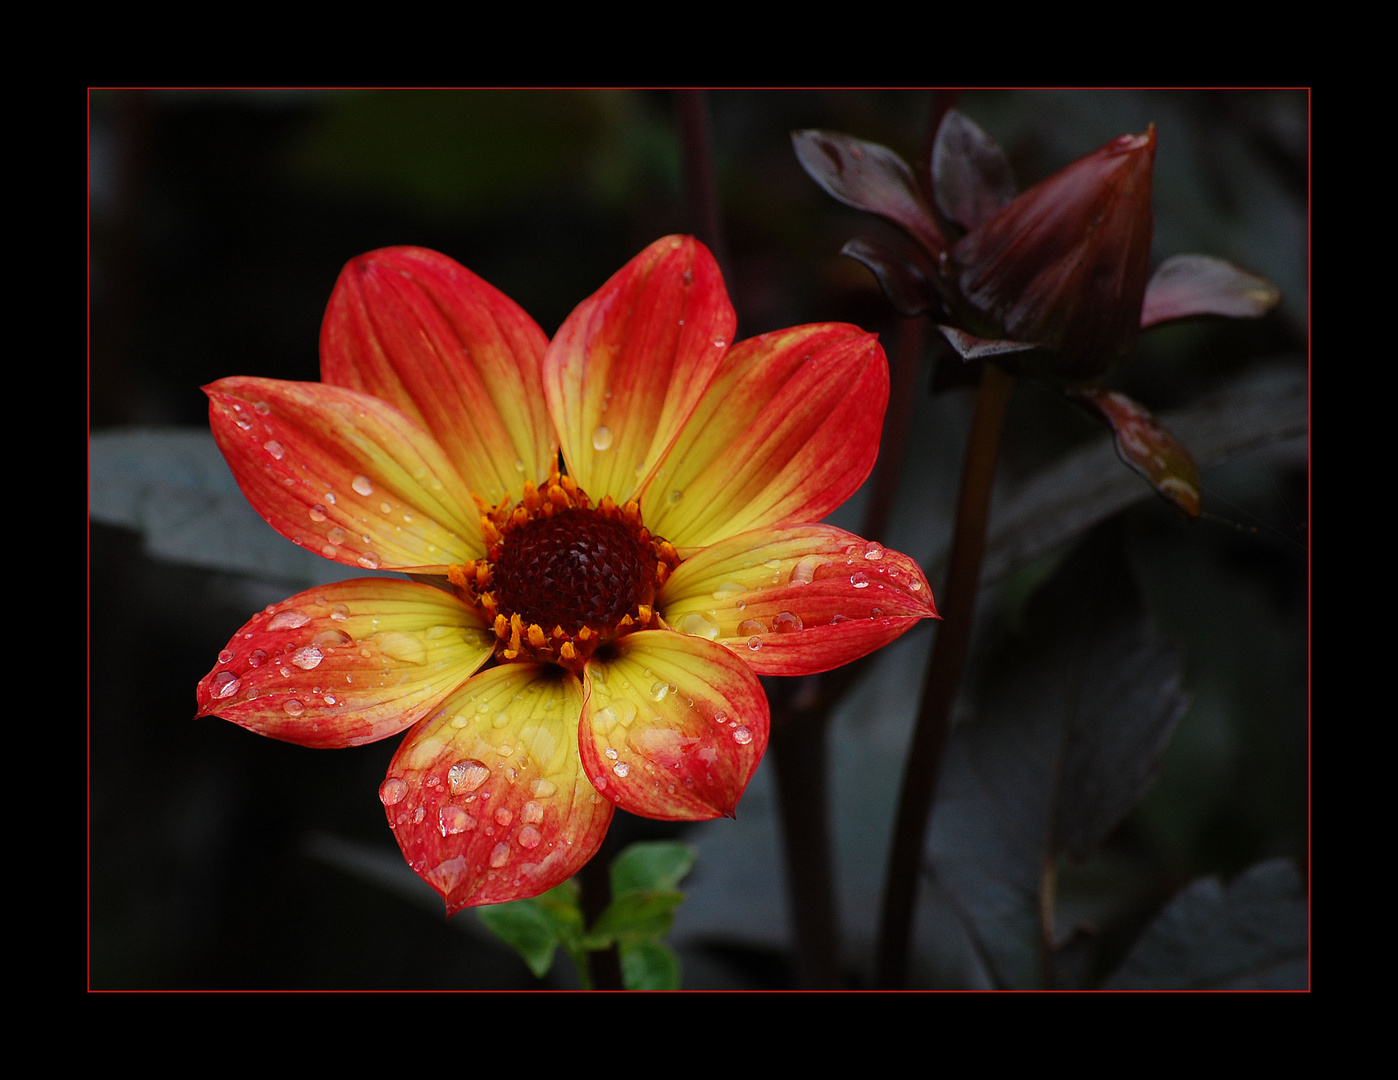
[579, 833, 623, 990]
[874, 360, 1015, 988]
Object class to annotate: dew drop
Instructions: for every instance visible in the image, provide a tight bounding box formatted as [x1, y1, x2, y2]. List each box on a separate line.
[267, 610, 310, 631]
[218, 649, 234, 664]
[235, 418, 252, 430]
[667, 490, 683, 506]
[514, 458, 526, 473]
[210, 671, 241, 699]
[379, 778, 408, 807]
[263, 440, 285, 460]
[448, 759, 491, 795]
[494, 807, 513, 827]
[379, 501, 392, 514]
[323, 694, 336, 705]
[253, 401, 271, 415]
[863, 541, 885, 561]
[737, 618, 766, 635]
[352, 475, 374, 496]
[309, 505, 328, 522]
[790, 555, 827, 586]
[733, 726, 753, 745]
[489, 842, 511, 868]
[283, 699, 305, 716]
[327, 527, 347, 545]
[357, 552, 382, 570]
[531, 778, 557, 798]
[713, 338, 727, 348]
[248, 649, 267, 667]
[439, 804, 472, 836]
[713, 711, 728, 725]
[747, 636, 762, 651]
[312, 629, 352, 648]
[679, 612, 720, 640]
[518, 825, 542, 849]
[650, 682, 671, 701]
[850, 571, 870, 588]
[291, 646, 324, 670]
[321, 545, 338, 558]
[591, 425, 613, 451]
[910, 579, 922, 591]
[712, 581, 747, 601]
[871, 606, 884, 618]
[613, 761, 631, 778]
[772, 611, 804, 633]
[522, 801, 544, 825]
[324, 492, 336, 505]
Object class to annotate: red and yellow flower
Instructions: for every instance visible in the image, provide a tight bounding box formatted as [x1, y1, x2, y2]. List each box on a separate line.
[197, 236, 936, 913]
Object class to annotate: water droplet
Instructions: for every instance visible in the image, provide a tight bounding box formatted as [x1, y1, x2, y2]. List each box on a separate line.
[530, 778, 557, 798]
[613, 761, 631, 778]
[772, 611, 803, 633]
[263, 440, 285, 460]
[650, 681, 671, 701]
[682, 269, 693, 285]
[871, 607, 884, 618]
[438, 804, 473, 835]
[605, 746, 619, 760]
[448, 759, 491, 794]
[312, 629, 352, 648]
[863, 541, 885, 561]
[379, 501, 392, 514]
[712, 581, 747, 601]
[324, 492, 337, 505]
[210, 671, 241, 699]
[489, 842, 511, 868]
[352, 475, 374, 496]
[236, 418, 252, 431]
[248, 649, 267, 667]
[737, 618, 765, 635]
[790, 555, 828, 586]
[327, 527, 347, 545]
[514, 458, 526, 473]
[713, 338, 727, 348]
[321, 545, 337, 558]
[679, 612, 721, 640]
[309, 505, 328, 522]
[747, 637, 762, 651]
[518, 825, 542, 849]
[910, 579, 923, 591]
[283, 699, 305, 716]
[713, 711, 728, 725]
[291, 646, 324, 669]
[357, 552, 382, 570]
[850, 571, 870, 588]
[322, 694, 336, 705]
[217, 649, 234, 665]
[733, 726, 753, 745]
[592, 772, 608, 791]
[521, 801, 544, 825]
[667, 490, 683, 506]
[494, 807, 513, 827]
[267, 610, 310, 631]
[591, 425, 613, 451]
[379, 778, 408, 807]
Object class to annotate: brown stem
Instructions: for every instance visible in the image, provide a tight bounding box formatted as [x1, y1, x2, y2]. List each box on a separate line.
[579, 834, 623, 990]
[675, 90, 729, 277]
[874, 362, 1015, 988]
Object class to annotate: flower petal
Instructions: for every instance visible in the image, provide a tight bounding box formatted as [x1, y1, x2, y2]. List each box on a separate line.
[581, 630, 768, 821]
[206, 376, 482, 571]
[382, 664, 611, 914]
[543, 236, 736, 503]
[659, 524, 936, 676]
[640, 324, 888, 550]
[196, 579, 494, 748]
[1140, 254, 1281, 329]
[320, 247, 556, 505]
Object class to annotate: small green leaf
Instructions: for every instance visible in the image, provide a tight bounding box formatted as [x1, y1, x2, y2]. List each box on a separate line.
[620, 940, 681, 992]
[587, 890, 685, 946]
[476, 882, 584, 979]
[610, 841, 696, 895]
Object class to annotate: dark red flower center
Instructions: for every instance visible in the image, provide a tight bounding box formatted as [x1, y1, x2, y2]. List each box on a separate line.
[448, 466, 680, 673]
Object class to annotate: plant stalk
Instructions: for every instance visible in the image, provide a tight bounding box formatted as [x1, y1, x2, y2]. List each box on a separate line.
[874, 361, 1015, 988]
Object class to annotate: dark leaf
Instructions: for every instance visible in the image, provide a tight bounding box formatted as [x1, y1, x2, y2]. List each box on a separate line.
[476, 882, 584, 979]
[1071, 388, 1201, 519]
[792, 130, 944, 258]
[841, 236, 938, 317]
[932, 109, 1018, 233]
[620, 940, 682, 991]
[929, 524, 1186, 988]
[1105, 859, 1308, 989]
[610, 841, 696, 896]
[1141, 254, 1282, 329]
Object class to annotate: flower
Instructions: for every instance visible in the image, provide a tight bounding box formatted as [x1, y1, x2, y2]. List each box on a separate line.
[794, 112, 1280, 516]
[197, 236, 936, 913]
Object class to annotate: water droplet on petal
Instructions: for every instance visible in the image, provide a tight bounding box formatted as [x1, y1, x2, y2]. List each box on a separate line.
[713, 338, 727, 348]
[494, 807, 513, 827]
[291, 646, 323, 669]
[352, 475, 374, 496]
[518, 825, 542, 849]
[267, 610, 310, 631]
[357, 552, 382, 570]
[283, 699, 305, 716]
[489, 842, 511, 868]
[733, 726, 753, 745]
[327, 527, 346, 545]
[613, 761, 631, 778]
[747, 636, 762, 651]
[218, 649, 234, 664]
[263, 440, 285, 460]
[850, 571, 870, 588]
[248, 649, 267, 667]
[210, 671, 241, 698]
[863, 541, 885, 561]
[772, 611, 803, 633]
[448, 759, 491, 795]
[737, 618, 766, 635]
[592, 425, 613, 451]
[679, 612, 720, 640]
[309, 505, 328, 522]
[439, 804, 472, 835]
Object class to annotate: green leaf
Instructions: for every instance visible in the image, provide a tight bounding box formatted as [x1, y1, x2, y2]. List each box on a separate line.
[476, 882, 584, 979]
[609, 841, 696, 896]
[620, 940, 681, 992]
[587, 890, 685, 946]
